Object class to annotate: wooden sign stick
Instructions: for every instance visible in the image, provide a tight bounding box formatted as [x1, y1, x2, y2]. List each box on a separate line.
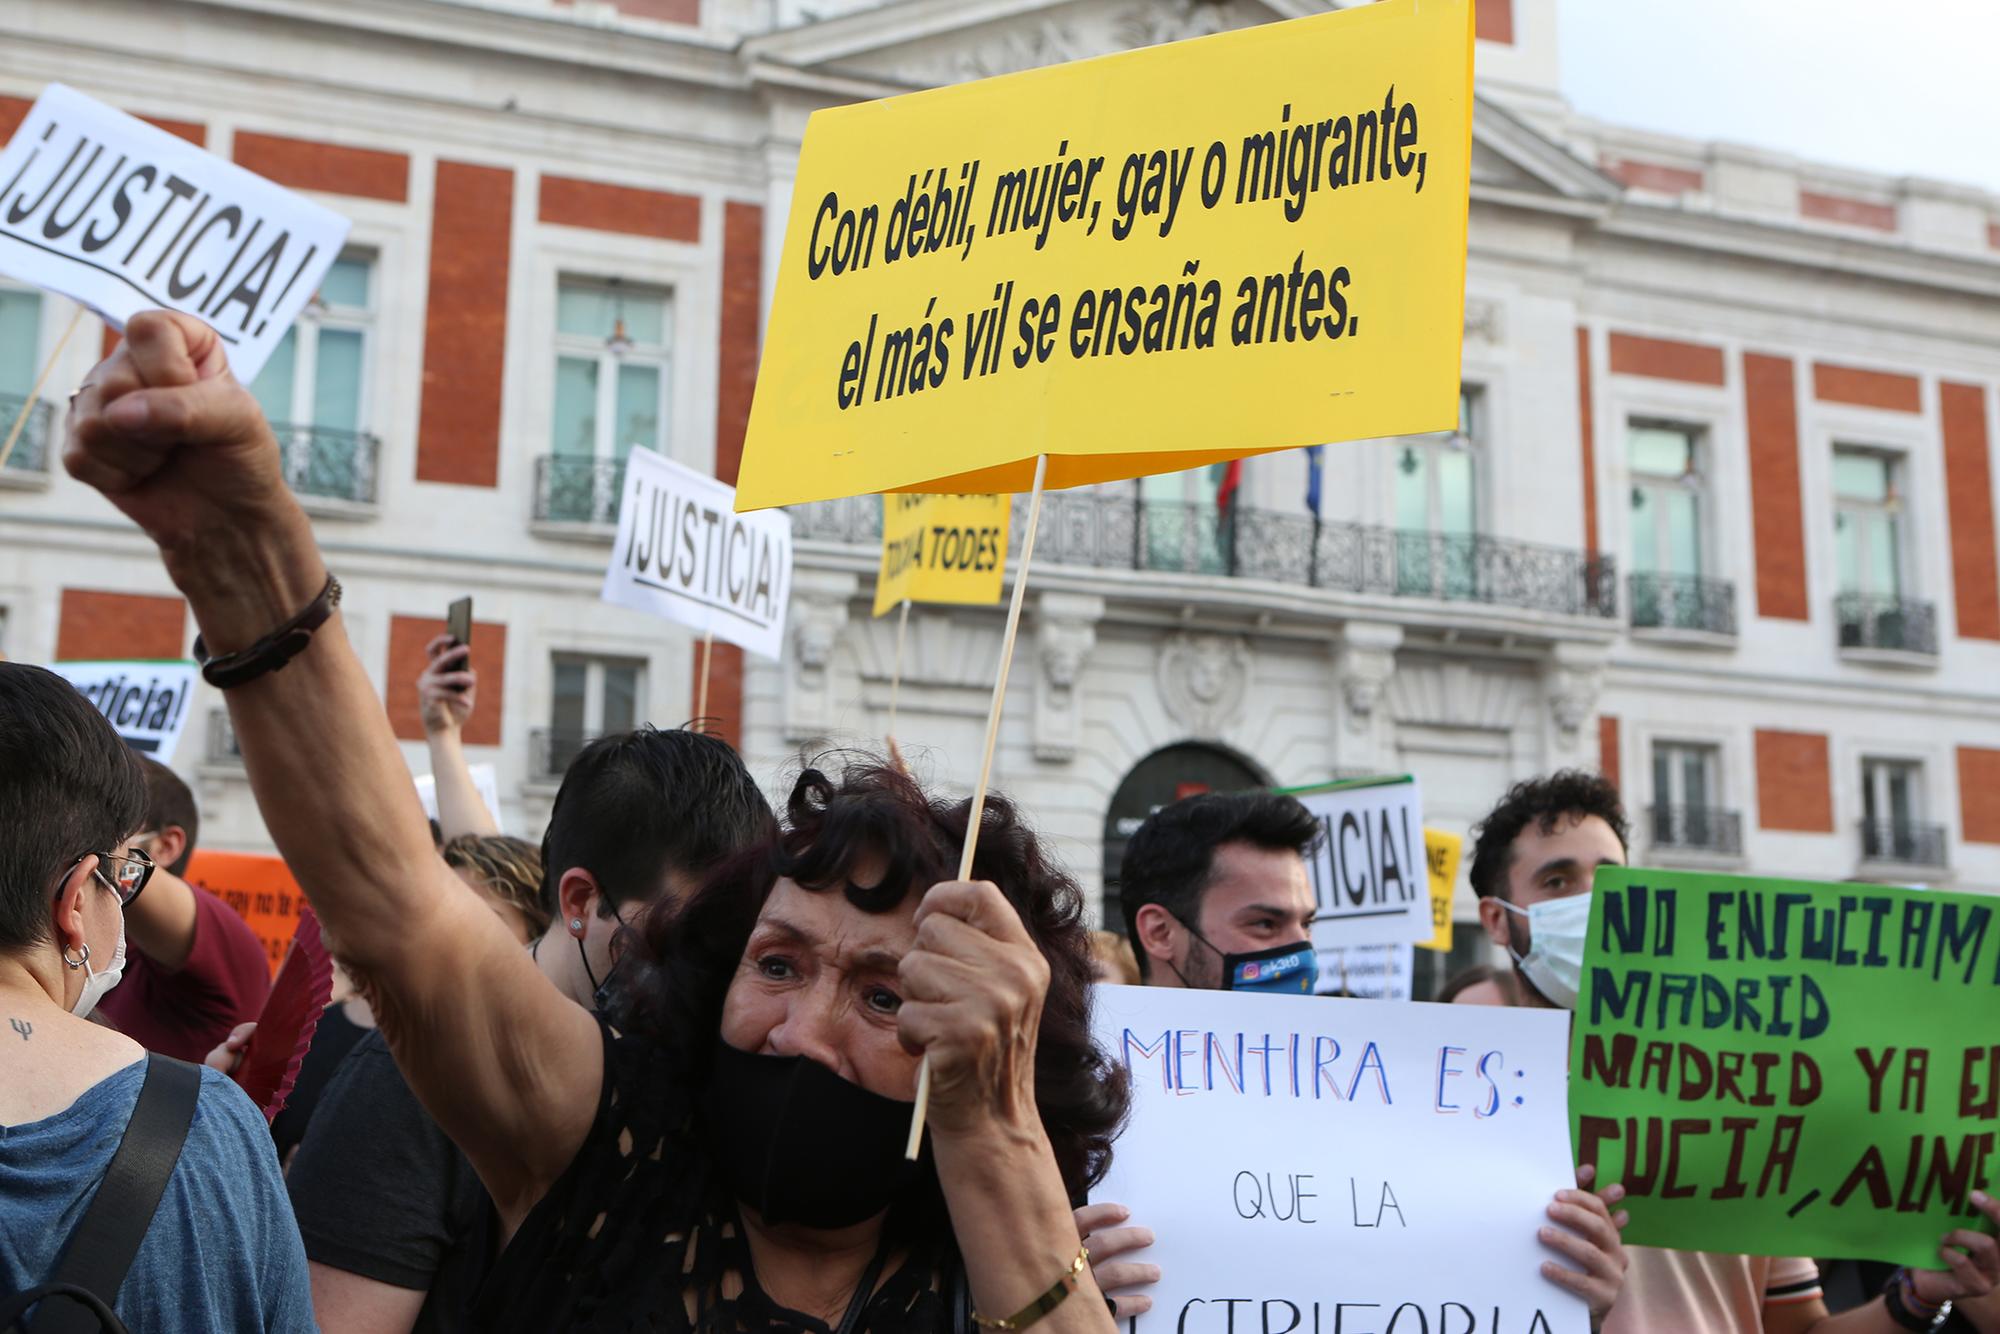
[906, 453, 1048, 1160]
[695, 625, 715, 723]
[0, 307, 86, 472]
[892, 604, 916, 768]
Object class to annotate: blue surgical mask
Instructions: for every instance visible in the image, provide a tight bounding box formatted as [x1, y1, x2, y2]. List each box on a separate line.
[1222, 941, 1319, 995]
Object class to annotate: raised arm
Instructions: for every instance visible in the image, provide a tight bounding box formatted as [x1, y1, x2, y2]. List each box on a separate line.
[417, 634, 501, 838]
[65, 312, 598, 1220]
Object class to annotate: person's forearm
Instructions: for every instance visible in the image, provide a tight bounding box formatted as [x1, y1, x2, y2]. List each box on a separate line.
[935, 1117, 1115, 1334]
[169, 520, 437, 974]
[425, 727, 499, 839]
[1805, 1297, 1905, 1334]
[121, 868, 199, 969]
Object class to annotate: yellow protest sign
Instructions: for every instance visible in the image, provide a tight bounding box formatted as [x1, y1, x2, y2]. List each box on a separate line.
[874, 493, 1012, 617]
[1418, 827, 1463, 952]
[735, 0, 1472, 511]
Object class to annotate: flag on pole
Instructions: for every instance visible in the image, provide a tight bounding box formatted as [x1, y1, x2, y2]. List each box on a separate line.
[1215, 459, 1243, 514]
[1305, 445, 1325, 515]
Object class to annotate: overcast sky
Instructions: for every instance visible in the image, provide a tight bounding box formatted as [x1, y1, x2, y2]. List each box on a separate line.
[1556, 0, 2000, 196]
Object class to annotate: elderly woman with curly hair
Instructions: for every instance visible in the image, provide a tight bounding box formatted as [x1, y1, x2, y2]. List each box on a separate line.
[67, 311, 1133, 1334]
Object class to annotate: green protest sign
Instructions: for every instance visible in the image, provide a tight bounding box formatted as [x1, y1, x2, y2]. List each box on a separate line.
[1570, 867, 1998, 1266]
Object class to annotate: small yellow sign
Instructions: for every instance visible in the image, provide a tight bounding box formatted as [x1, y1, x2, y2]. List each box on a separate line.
[1417, 827, 1463, 953]
[874, 493, 1012, 616]
[736, 0, 1473, 510]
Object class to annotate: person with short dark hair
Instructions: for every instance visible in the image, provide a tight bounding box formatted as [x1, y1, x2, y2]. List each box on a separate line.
[287, 664, 774, 1330]
[0, 662, 311, 1330]
[1458, 770, 2000, 1333]
[1118, 792, 1321, 992]
[94, 756, 271, 1062]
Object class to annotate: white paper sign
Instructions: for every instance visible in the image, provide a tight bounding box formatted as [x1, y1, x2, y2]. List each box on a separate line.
[51, 659, 199, 761]
[1091, 985, 1587, 1334]
[0, 84, 350, 381]
[1294, 776, 1430, 948]
[600, 446, 793, 660]
[413, 763, 504, 835]
[1319, 943, 1415, 1000]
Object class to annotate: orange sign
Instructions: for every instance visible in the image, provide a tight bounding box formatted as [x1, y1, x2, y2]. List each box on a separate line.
[184, 848, 307, 978]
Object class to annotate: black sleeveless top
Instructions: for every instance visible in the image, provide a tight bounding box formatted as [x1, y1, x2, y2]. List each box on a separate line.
[471, 1019, 962, 1333]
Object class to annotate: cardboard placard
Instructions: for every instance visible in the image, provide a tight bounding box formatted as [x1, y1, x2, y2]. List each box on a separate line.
[873, 492, 1011, 617]
[1288, 775, 1430, 948]
[1093, 984, 1586, 1333]
[1318, 943, 1415, 1001]
[0, 84, 350, 381]
[735, 0, 1472, 509]
[183, 848, 306, 979]
[413, 763, 504, 835]
[50, 658, 199, 761]
[1419, 828, 1464, 953]
[600, 446, 794, 660]
[1571, 867, 2000, 1267]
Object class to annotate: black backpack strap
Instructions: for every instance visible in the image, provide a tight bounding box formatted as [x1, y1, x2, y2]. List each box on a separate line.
[23, 1054, 201, 1334]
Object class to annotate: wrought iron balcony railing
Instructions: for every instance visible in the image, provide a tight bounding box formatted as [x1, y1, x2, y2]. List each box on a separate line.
[790, 492, 1618, 618]
[534, 455, 627, 527]
[1630, 572, 1736, 636]
[206, 708, 242, 765]
[1859, 819, 1948, 867]
[272, 422, 380, 505]
[1647, 804, 1743, 856]
[0, 393, 54, 474]
[529, 727, 604, 782]
[1836, 593, 1937, 656]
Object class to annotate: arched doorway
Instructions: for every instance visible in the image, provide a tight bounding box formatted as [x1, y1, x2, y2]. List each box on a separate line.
[1100, 742, 1269, 935]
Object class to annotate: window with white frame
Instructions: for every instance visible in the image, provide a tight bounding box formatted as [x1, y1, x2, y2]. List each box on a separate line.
[0, 286, 47, 473]
[1628, 423, 1706, 579]
[546, 279, 672, 524]
[1832, 448, 1906, 602]
[1393, 387, 1479, 597]
[1650, 740, 1730, 851]
[251, 253, 372, 436]
[1394, 387, 1479, 539]
[1139, 465, 1226, 574]
[1860, 757, 1938, 864]
[546, 653, 645, 777]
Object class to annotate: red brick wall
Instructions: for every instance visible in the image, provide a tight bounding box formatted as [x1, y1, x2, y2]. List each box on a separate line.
[1598, 714, 1620, 792]
[57, 589, 187, 662]
[1576, 327, 1599, 558]
[233, 131, 409, 202]
[0, 96, 30, 142]
[1941, 382, 2000, 641]
[701, 200, 765, 747]
[538, 175, 700, 243]
[416, 162, 513, 487]
[1800, 190, 1896, 233]
[1812, 362, 1921, 413]
[561, 0, 700, 20]
[1475, 0, 1513, 44]
[137, 116, 205, 146]
[385, 614, 506, 745]
[1602, 158, 1704, 195]
[1755, 729, 1834, 833]
[1960, 747, 2000, 844]
[1608, 332, 1726, 386]
[1743, 352, 1809, 621]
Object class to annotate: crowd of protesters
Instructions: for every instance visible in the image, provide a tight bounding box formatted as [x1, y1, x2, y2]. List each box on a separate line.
[0, 310, 1996, 1332]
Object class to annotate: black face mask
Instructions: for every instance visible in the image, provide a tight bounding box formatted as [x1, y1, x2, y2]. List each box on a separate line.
[700, 1038, 925, 1230]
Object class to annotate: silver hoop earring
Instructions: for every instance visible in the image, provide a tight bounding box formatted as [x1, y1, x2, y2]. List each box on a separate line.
[63, 942, 91, 970]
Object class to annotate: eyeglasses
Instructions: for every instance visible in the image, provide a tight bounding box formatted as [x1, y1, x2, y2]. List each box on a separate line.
[58, 845, 156, 908]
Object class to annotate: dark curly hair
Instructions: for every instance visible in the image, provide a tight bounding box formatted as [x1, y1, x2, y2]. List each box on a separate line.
[620, 757, 1128, 1207]
[1468, 769, 1629, 902]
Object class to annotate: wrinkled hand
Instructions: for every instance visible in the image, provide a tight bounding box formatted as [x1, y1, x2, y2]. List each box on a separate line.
[204, 1021, 257, 1076]
[1075, 1203, 1158, 1320]
[896, 880, 1048, 1136]
[64, 310, 298, 561]
[1910, 1190, 2000, 1307]
[418, 634, 477, 735]
[1540, 1164, 1629, 1327]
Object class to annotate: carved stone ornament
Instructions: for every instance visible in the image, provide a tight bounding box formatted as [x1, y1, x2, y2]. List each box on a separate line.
[1033, 594, 1102, 763]
[1157, 632, 1251, 738]
[783, 587, 851, 743]
[1463, 297, 1504, 345]
[1544, 645, 1605, 744]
